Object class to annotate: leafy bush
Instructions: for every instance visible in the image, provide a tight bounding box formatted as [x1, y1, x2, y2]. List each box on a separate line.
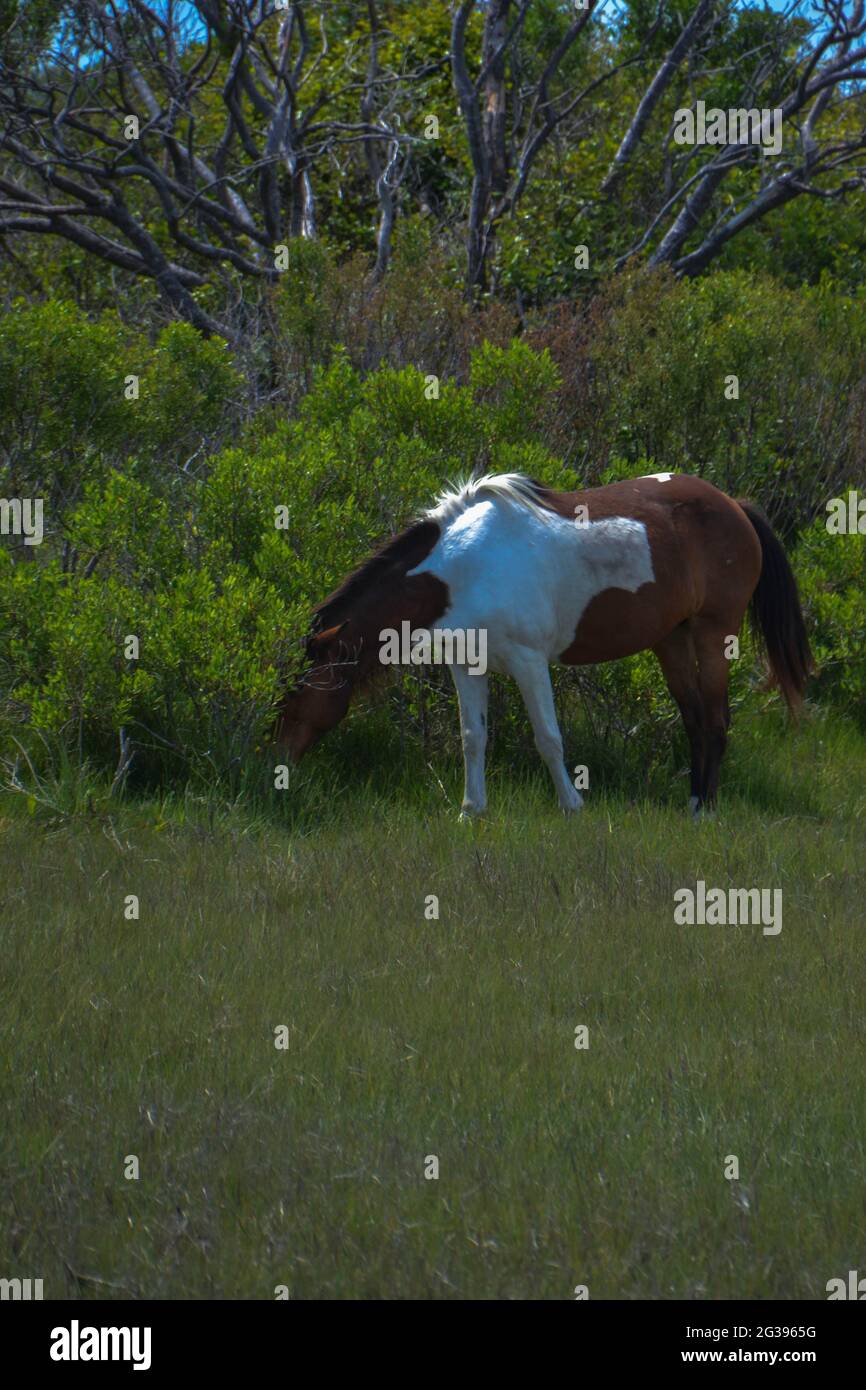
[1, 293, 864, 798]
[796, 515, 866, 722]
[529, 268, 866, 532]
[0, 340, 566, 784]
[0, 301, 240, 514]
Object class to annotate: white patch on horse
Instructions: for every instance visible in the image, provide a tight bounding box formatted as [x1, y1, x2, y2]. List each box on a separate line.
[410, 479, 654, 667]
[642, 471, 673, 482]
[406, 474, 655, 813]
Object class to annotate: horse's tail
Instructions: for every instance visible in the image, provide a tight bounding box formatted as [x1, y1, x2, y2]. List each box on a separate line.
[737, 499, 812, 715]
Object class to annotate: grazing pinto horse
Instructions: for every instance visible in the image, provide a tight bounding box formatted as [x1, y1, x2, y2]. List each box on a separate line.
[277, 474, 811, 816]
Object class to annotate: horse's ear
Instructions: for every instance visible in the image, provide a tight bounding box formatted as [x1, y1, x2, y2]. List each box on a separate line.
[309, 620, 348, 649]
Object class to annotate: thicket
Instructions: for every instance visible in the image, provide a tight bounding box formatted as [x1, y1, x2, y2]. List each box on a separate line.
[1, 258, 863, 799]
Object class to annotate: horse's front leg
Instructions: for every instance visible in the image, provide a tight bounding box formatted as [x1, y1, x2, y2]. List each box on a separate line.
[450, 665, 489, 819]
[507, 646, 582, 814]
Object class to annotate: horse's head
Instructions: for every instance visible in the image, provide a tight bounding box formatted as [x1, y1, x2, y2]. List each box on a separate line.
[276, 520, 447, 762]
[275, 620, 357, 761]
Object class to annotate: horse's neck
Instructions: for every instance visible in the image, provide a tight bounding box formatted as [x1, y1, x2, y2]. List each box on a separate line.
[356, 571, 450, 662]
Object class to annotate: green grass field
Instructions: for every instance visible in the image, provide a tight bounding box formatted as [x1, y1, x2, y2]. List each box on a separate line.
[1, 708, 864, 1299]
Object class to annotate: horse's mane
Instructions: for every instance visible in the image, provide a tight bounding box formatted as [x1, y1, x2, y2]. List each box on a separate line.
[312, 518, 440, 630]
[421, 472, 553, 524]
[311, 474, 553, 633]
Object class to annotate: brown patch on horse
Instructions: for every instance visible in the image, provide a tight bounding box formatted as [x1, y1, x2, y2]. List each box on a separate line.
[312, 520, 443, 632]
[527, 474, 779, 808]
[528, 475, 763, 665]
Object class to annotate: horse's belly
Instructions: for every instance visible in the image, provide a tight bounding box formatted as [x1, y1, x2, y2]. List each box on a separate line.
[557, 583, 690, 665]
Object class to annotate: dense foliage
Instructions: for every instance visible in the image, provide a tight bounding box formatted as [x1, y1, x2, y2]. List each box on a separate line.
[1, 266, 863, 797]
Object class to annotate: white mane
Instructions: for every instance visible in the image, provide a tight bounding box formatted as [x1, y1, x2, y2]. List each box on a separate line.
[422, 472, 554, 524]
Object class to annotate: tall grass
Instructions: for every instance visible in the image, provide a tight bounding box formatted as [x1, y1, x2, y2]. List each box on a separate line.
[1, 712, 864, 1298]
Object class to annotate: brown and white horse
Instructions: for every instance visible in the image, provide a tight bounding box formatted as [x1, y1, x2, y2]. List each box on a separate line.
[277, 474, 811, 816]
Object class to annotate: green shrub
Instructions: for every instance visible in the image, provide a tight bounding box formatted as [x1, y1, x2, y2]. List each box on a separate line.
[530, 268, 866, 531]
[0, 341, 566, 782]
[796, 515, 866, 721]
[0, 301, 240, 514]
[1, 312, 863, 796]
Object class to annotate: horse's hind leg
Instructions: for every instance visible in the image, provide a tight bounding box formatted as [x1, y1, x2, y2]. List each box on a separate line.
[653, 622, 706, 815]
[693, 620, 736, 809]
